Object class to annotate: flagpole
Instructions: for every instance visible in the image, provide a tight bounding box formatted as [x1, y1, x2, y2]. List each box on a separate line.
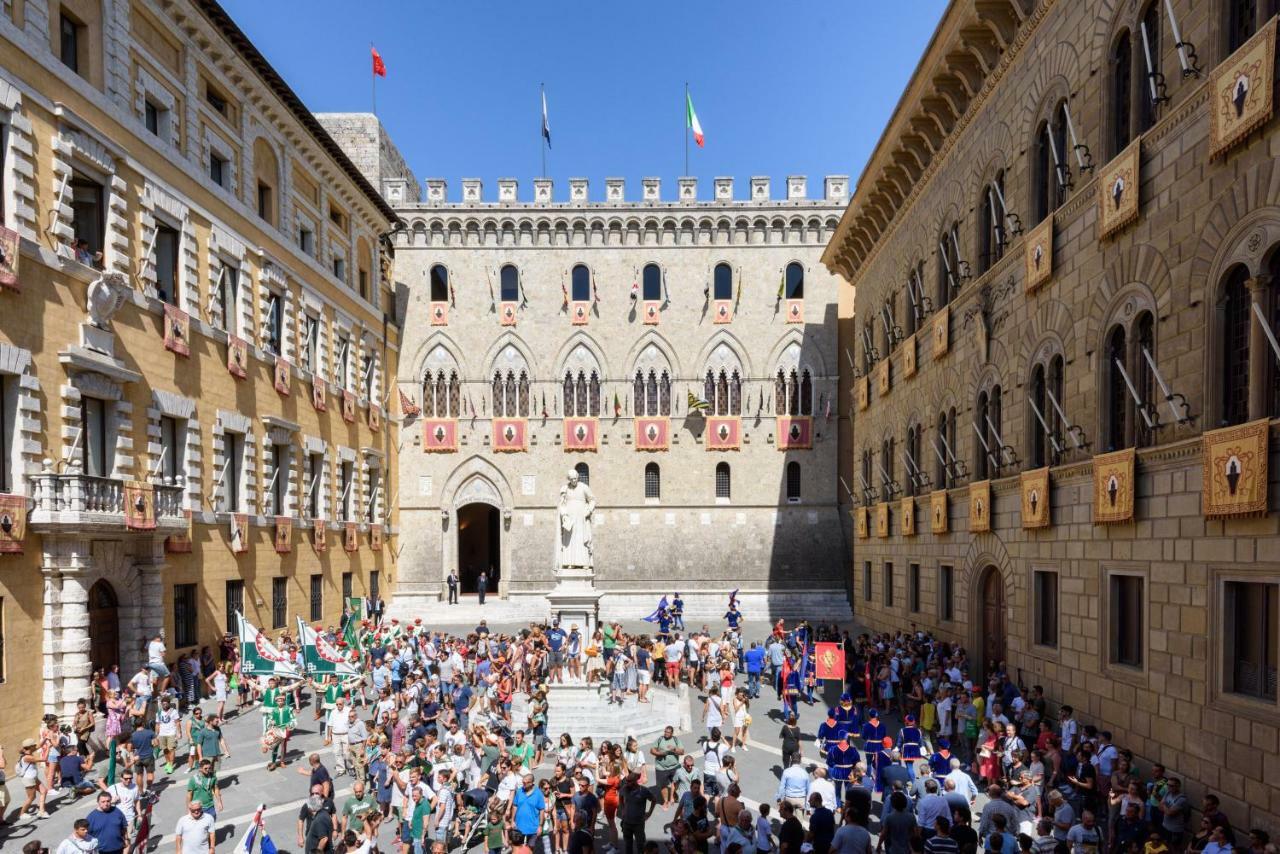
[370, 43, 376, 116]
[540, 83, 546, 178]
[684, 82, 689, 176]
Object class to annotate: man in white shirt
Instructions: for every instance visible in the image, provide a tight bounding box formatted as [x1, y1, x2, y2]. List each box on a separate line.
[129, 667, 153, 716]
[936, 690, 955, 740]
[174, 801, 216, 854]
[146, 633, 170, 694]
[809, 767, 838, 811]
[101, 769, 140, 824]
[154, 698, 182, 774]
[346, 707, 369, 781]
[325, 697, 351, 776]
[1059, 706, 1078, 753]
[945, 758, 979, 804]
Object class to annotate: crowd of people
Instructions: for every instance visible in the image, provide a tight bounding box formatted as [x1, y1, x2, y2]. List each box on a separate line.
[0, 604, 1272, 854]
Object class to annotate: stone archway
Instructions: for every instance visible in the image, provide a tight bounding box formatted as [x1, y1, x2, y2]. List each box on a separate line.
[440, 467, 512, 598]
[456, 503, 501, 595]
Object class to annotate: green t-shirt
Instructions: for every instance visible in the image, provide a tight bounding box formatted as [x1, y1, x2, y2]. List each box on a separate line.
[262, 687, 281, 708]
[324, 683, 343, 706]
[654, 735, 682, 771]
[187, 773, 218, 808]
[407, 797, 431, 839]
[269, 706, 296, 730]
[510, 743, 535, 768]
[198, 726, 223, 758]
[486, 820, 506, 849]
[481, 744, 500, 772]
[188, 719, 206, 746]
[343, 794, 377, 822]
[603, 625, 617, 650]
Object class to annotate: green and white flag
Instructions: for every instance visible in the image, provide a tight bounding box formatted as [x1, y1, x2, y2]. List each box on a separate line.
[342, 612, 363, 657]
[237, 611, 302, 678]
[297, 616, 361, 678]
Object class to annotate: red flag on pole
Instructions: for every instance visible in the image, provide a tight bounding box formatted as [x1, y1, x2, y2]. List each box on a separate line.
[814, 642, 845, 681]
[371, 47, 387, 77]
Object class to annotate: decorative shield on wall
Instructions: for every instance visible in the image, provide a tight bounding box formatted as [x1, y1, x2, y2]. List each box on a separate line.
[0, 493, 27, 554]
[274, 357, 291, 396]
[124, 481, 156, 530]
[370, 524, 384, 550]
[227, 335, 248, 378]
[785, 299, 804, 324]
[932, 306, 949, 359]
[776, 416, 812, 450]
[1020, 467, 1051, 529]
[492, 418, 528, 452]
[901, 496, 916, 536]
[1202, 418, 1270, 518]
[368, 404, 381, 433]
[164, 304, 190, 356]
[342, 390, 356, 423]
[875, 502, 890, 537]
[930, 490, 948, 534]
[570, 301, 590, 325]
[1024, 214, 1053, 293]
[969, 480, 991, 533]
[500, 302, 518, 326]
[1097, 140, 1141, 240]
[312, 377, 327, 412]
[642, 301, 661, 325]
[705, 416, 741, 450]
[1209, 19, 1276, 159]
[344, 522, 359, 552]
[274, 516, 292, 554]
[903, 333, 917, 379]
[430, 301, 449, 325]
[634, 417, 670, 451]
[563, 417, 599, 451]
[855, 505, 869, 539]
[230, 513, 249, 553]
[423, 418, 458, 452]
[1093, 448, 1136, 524]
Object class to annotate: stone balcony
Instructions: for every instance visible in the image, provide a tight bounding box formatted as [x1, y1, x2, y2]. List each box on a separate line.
[26, 467, 187, 534]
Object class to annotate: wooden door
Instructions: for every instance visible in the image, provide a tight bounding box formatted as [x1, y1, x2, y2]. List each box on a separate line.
[981, 568, 1006, 677]
[88, 579, 120, 671]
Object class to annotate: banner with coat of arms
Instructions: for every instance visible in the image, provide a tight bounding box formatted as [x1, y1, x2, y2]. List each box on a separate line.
[230, 512, 249, 553]
[901, 496, 916, 536]
[0, 225, 20, 291]
[634, 417, 670, 451]
[713, 300, 733, 324]
[969, 480, 991, 533]
[563, 417, 598, 451]
[0, 493, 27, 554]
[930, 490, 948, 534]
[342, 390, 356, 423]
[642, 301, 661, 325]
[855, 505, 869, 539]
[166, 510, 193, 554]
[163, 304, 190, 356]
[1093, 448, 1136, 524]
[877, 358, 890, 397]
[274, 516, 292, 553]
[932, 306, 949, 359]
[1098, 140, 1141, 240]
[227, 335, 249, 378]
[370, 524, 383, 550]
[313, 519, 328, 551]
[1020, 467, 1051, 529]
[856, 375, 869, 411]
[776, 415, 812, 450]
[430, 301, 449, 325]
[238, 611, 302, 678]
[903, 334, 917, 379]
[705, 416, 741, 451]
[344, 522, 359, 552]
[492, 418, 528, 452]
[368, 404, 381, 433]
[1202, 418, 1270, 518]
[875, 502, 889, 537]
[500, 302, 518, 326]
[570, 301, 590, 325]
[1024, 214, 1053, 293]
[123, 481, 156, 530]
[274, 357, 291, 396]
[1209, 18, 1276, 159]
[422, 418, 458, 452]
[785, 299, 804, 324]
[312, 377, 327, 412]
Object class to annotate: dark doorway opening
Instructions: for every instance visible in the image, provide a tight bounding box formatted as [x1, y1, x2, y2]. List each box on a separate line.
[980, 566, 1006, 679]
[88, 579, 120, 672]
[457, 503, 500, 595]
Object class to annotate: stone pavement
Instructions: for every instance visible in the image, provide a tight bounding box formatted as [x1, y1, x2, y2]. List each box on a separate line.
[5, 618, 990, 853]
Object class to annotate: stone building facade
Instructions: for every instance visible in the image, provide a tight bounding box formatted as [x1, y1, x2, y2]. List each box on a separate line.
[0, 0, 399, 749]
[389, 175, 854, 619]
[825, 0, 1280, 832]
[316, 113, 421, 206]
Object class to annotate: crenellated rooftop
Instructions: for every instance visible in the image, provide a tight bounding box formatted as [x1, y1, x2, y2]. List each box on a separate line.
[397, 175, 850, 208]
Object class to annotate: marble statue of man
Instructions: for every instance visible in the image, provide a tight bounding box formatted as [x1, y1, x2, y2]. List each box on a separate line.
[557, 469, 596, 569]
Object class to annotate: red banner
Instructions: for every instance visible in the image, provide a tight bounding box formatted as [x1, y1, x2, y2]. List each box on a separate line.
[0, 493, 27, 554]
[274, 357, 291, 396]
[570, 301, 590, 325]
[227, 335, 248, 378]
[368, 404, 381, 432]
[312, 377, 327, 412]
[344, 522, 359, 552]
[814, 642, 845, 681]
[500, 302, 518, 326]
[423, 418, 458, 452]
[642, 301, 661, 325]
[313, 519, 328, 552]
[634, 417, 670, 451]
[342, 390, 356, 423]
[713, 300, 733, 324]
[164, 304, 190, 356]
[705, 416, 741, 451]
[230, 513, 249, 553]
[563, 417, 598, 451]
[0, 225, 20, 291]
[492, 418, 528, 452]
[123, 481, 156, 530]
[430, 302, 449, 325]
[274, 516, 292, 553]
[776, 415, 812, 450]
[370, 524, 383, 550]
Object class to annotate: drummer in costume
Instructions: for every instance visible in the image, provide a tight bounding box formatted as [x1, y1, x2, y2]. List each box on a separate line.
[899, 714, 924, 780]
[825, 733, 859, 808]
[263, 691, 296, 770]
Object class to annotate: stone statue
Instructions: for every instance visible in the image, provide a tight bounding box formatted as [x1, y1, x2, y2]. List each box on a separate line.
[87, 272, 127, 329]
[557, 469, 595, 570]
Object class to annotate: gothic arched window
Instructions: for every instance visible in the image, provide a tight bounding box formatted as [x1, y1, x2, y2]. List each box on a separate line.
[785, 262, 804, 299]
[713, 263, 733, 300]
[800, 370, 813, 416]
[500, 264, 520, 302]
[571, 264, 591, 302]
[642, 263, 662, 301]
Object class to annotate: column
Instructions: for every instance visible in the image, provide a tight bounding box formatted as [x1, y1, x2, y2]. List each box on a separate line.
[42, 537, 94, 722]
[1247, 275, 1272, 421]
[134, 537, 167, 671]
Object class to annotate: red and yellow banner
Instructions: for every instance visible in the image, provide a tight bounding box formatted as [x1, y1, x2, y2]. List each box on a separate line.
[1203, 418, 1270, 518]
[342, 390, 356, 423]
[124, 481, 156, 530]
[423, 418, 458, 452]
[492, 418, 528, 452]
[570, 301, 590, 325]
[563, 417, 599, 451]
[344, 522, 359, 552]
[165, 510, 193, 554]
[776, 415, 812, 450]
[642, 301, 661, 325]
[1098, 140, 1141, 240]
[969, 480, 991, 533]
[313, 519, 328, 552]
[705, 416, 741, 451]
[274, 516, 292, 553]
[813, 642, 845, 681]
[274, 357, 291, 396]
[930, 490, 948, 534]
[370, 524, 383, 551]
[0, 494, 27, 554]
[164, 304, 190, 356]
[1209, 18, 1276, 159]
[430, 301, 449, 325]
[634, 417, 670, 451]
[713, 300, 734, 324]
[368, 404, 381, 433]
[230, 513, 249, 553]
[227, 335, 248, 378]
[1093, 448, 1136, 524]
[312, 377, 327, 412]
[901, 496, 916, 536]
[1021, 467, 1051, 529]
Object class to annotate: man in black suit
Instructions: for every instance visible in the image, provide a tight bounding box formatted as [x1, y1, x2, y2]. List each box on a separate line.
[447, 571, 459, 604]
[477, 571, 488, 605]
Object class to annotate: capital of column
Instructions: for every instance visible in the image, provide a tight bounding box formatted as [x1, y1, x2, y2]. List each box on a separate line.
[1246, 273, 1272, 296]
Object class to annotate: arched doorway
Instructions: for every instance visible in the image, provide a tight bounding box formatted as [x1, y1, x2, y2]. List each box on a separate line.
[979, 566, 1006, 679]
[88, 579, 120, 672]
[456, 503, 500, 595]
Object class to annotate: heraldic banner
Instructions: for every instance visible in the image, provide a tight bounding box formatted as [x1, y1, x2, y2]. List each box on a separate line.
[901, 496, 916, 536]
[1202, 418, 1270, 518]
[1020, 467, 1051, 529]
[705, 416, 741, 451]
[164, 304, 190, 356]
[563, 417, 599, 451]
[931, 490, 948, 534]
[776, 415, 812, 450]
[875, 502, 889, 538]
[813, 642, 845, 681]
[492, 418, 528, 452]
[422, 418, 459, 452]
[1093, 448, 1136, 524]
[313, 519, 328, 551]
[1209, 18, 1276, 159]
[274, 516, 292, 553]
[124, 481, 156, 530]
[634, 417, 670, 451]
[855, 505, 869, 539]
[0, 493, 27, 554]
[969, 480, 991, 533]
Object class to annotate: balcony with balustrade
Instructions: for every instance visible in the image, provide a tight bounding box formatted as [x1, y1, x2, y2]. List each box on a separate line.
[26, 461, 187, 535]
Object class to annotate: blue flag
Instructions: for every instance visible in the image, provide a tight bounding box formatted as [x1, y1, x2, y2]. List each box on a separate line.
[642, 596, 669, 623]
[260, 834, 278, 854]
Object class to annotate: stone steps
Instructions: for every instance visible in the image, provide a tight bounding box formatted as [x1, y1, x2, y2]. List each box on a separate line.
[512, 680, 691, 744]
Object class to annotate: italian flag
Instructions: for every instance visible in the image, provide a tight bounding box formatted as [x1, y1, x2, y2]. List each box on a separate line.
[686, 91, 704, 147]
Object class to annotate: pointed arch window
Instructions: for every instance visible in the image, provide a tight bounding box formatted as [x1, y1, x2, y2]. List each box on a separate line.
[500, 264, 520, 302]
[729, 370, 742, 415]
[564, 369, 600, 417]
[505, 372, 518, 416]
[448, 370, 460, 416]
[424, 369, 461, 418]
[861, 448, 873, 500]
[775, 370, 787, 413]
[517, 371, 530, 416]
[642, 264, 662, 301]
[646, 371, 659, 416]
[881, 437, 896, 497]
[430, 264, 449, 302]
[1031, 364, 1049, 468]
[659, 370, 671, 415]
[1112, 31, 1134, 156]
[905, 424, 922, 496]
[571, 264, 591, 302]
[575, 373, 588, 416]
[564, 372, 576, 416]
[788, 369, 800, 416]
[633, 371, 645, 415]
[492, 372, 504, 417]
[979, 173, 1006, 273]
[713, 263, 734, 300]
[785, 262, 804, 299]
[799, 370, 813, 416]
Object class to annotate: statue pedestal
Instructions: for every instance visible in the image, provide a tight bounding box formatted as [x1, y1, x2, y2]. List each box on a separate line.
[545, 566, 602, 637]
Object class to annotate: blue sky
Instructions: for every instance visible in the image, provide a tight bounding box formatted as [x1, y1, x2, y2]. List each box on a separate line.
[221, 0, 948, 204]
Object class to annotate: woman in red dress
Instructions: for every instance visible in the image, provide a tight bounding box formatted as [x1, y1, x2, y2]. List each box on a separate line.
[977, 719, 1002, 784]
[602, 761, 623, 845]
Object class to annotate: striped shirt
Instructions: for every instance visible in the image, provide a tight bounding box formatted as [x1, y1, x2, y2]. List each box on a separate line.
[925, 836, 960, 854]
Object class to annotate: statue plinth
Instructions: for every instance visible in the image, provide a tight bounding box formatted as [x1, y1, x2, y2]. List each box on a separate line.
[546, 565, 602, 638]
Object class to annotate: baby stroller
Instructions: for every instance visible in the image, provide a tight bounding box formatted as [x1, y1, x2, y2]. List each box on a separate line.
[454, 787, 493, 850]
